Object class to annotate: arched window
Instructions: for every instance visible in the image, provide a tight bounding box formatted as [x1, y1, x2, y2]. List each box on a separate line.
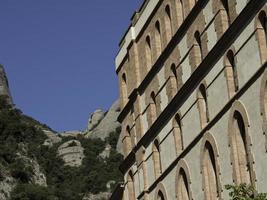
[202, 142, 220, 200]
[170, 64, 178, 97]
[173, 113, 183, 155]
[127, 170, 136, 200]
[150, 91, 157, 124]
[221, 0, 230, 23]
[177, 168, 190, 200]
[124, 126, 132, 156]
[157, 191, 165, 200]
[152, 139, 162, 178]
[176, 160, 192, 200]
[212, 0, 230, 38]
[180, 0, 184, 22]
[165, 5, 172, 42]
[225, 50, 239, 98]
[121, 73, 128, 105]
[145, 35, 152, 71]
[175, 0, 184, 27]
[197, 84, 209, 128]
[195, 31, 203, 61]
[230, 111, 252, 184]
[155, 21, 162, 57]
[191, 31, 203, 71]
[256, 11, 267, 64]
[259, 11, 267, 44]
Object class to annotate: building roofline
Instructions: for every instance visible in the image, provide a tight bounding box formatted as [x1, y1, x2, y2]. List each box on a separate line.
[115, 0, 160, 71]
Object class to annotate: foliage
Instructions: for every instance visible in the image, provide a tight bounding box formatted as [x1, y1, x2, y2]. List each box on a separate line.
[10, 184, 57, 200]
[106, 127, 121, 149]
[0, 96, 123, 199]
[225, 184, 267, 200]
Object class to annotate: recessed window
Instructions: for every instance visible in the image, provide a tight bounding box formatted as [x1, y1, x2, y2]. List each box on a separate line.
[165, 5, 172, 42]
[197, 84, 209, 128]
[173, 113, 183, 155]
[152, 139, 162, 178]
[202, 142, 220, 200]
[145, 35, 152, 70]
[155, 21, 162, 57]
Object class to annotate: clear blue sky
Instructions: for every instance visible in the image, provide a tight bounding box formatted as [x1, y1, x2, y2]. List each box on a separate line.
[0, 1, 141, 132]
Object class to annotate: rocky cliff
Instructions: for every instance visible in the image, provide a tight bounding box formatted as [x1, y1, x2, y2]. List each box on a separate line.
[0, 65, 123, 200]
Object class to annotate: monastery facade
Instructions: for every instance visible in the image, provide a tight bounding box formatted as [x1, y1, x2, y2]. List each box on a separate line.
[112, 0, 267, 199]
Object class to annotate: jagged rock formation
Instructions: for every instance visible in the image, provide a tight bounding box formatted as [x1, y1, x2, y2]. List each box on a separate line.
[0, 65, 123, 200]
[60, 130, 83, 137]
[99, 144, 112, 159]
[87, 109, 105, 131]
[85, 100, 120, 140]
[43, 130, 62, 147]
[58, 140, 85, 167]
[0, 168, 16, 200]
[0, 65, 13, 105]
[19, 156, 47, 187]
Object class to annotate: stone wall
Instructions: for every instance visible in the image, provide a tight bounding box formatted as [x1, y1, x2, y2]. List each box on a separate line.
[115, 0, 267, 200]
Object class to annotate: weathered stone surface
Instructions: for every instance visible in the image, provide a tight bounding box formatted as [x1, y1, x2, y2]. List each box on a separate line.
[43, 130, 62, 147]
[31, 159, 47, 186]
[60, 130, 83, 138]
[87, 109, 105, 131]
[86, 100, 121, 140]
[58, 140, 85, 167]
[99, 144, 112, 159]
[19, 155, 47, 187]
[0, 175, 16, 200]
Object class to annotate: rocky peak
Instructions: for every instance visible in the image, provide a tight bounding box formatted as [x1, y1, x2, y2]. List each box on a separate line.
[85, 100, 121, 141]
[0, 65, 13, 105]
[58, 140, 85, 167]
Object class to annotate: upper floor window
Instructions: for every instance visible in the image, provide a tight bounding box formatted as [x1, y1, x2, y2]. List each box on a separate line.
[121, 73, 128, 105]
[152, 139, 162, 178]
[226, 50, 239, 94]
[173, 113, 183, 155]
[150, 91, 157, 123]
[195, 31, 203, 61]
[259, 11, 267, 46]
[155, 21, 162, 57]
[145, 35, 152, 71]
[221, 0, 230, 23]
[165, 5, 172, 42]
[169, 63, 178, 98]
[197, 84, 209, 128]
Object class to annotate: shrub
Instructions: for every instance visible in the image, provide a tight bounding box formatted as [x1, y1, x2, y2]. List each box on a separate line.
[226, 184, 267, 200]
[10, 184, 57, 200]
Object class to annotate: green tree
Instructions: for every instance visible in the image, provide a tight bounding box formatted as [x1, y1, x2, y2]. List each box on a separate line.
[226, 184, 267, 200]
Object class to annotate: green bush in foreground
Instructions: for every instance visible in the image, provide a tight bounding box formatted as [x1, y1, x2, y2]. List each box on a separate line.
[226, 184, 267, 200]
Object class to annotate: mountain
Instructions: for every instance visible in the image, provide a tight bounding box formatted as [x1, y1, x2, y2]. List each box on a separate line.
[0, 66, 123, 200]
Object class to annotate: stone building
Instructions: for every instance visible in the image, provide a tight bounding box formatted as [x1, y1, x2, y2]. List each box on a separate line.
[111, 0, 267, 200]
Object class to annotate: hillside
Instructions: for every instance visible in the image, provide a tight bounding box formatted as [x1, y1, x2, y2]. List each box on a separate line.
[0, 95, 123, 200]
